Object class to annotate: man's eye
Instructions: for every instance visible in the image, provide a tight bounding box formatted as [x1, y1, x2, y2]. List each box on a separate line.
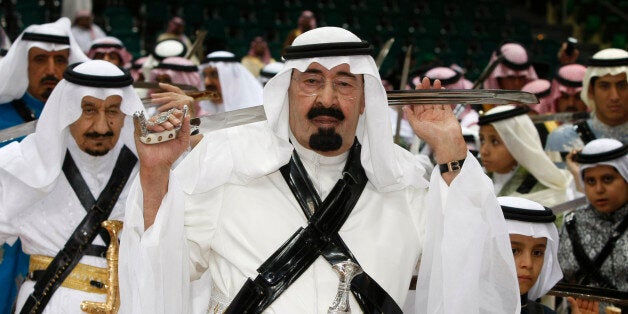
[532, 249, 545, 257]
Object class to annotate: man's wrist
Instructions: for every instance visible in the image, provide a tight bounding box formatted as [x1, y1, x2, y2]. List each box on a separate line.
[438, 158, 465, 173]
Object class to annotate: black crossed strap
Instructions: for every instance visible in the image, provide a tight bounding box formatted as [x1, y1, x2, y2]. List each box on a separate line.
[575, 120, 596, 144]
[20, 146, 137, 314]
[10, 99, 36, 122]
[565, 212, 628, 289]
[225, 140, 402, 314]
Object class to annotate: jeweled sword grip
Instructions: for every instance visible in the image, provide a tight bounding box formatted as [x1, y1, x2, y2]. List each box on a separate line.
[328, 261, 363, 314]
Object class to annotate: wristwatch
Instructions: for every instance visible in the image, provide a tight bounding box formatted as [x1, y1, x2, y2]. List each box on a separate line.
[438, 158, 465, 173]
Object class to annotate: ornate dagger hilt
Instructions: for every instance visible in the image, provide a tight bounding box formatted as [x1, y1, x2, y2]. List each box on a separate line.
[328, 260, 363, 314]
[80, 220, 123, 314]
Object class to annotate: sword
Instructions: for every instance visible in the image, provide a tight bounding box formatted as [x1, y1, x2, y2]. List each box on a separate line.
[1, 90, 537, 145]
[472, 55, 504, 89]
[0, 120, 37, 144]
[375, 38, 395, 70]
[550, 196, 588, 215]
[386, 89, 538, 106]
[548, 282, 628, 306]
[530, 111, 590, 123]
[394, 44, 412, 144]
[190, 105, 267, 134]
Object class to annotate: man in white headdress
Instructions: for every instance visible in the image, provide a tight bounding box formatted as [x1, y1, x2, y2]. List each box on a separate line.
[0, 17, 87, 313]
[546, 48, 628, 154]
[119, 27, 518, 313]
[197, 51, 264, 115]
[0, 17, 88, 134]
[0, 60, 144, 313]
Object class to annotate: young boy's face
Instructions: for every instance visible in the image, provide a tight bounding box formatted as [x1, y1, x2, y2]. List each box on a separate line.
[510, 234, 547, 295]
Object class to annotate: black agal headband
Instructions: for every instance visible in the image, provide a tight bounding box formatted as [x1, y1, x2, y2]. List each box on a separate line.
[22, 32, 70, 45]
[586, 57, 628, 67]
[501, 205, 556, 223]
[478, 106, 530, 125]
[495, 43, 532, 71]
[63, 62, 133, 88]
[573, 145, 628, 164]
[283, 41, 374, 60]
[155, 63, 198, 72]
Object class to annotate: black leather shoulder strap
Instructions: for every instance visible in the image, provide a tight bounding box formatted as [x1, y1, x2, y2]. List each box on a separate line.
[10, 98, 36, 122]
[516, 172, 539, 194]
[575, 120, 596, 144]
[20, 146, 137, 314]
[226, 140, 402, 314]
[564, 214, 617, 289]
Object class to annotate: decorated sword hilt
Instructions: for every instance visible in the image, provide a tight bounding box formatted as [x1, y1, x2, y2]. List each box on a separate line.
[80, 220, 123, 314]
[133, 105, 188, 144]
[328, 261, 363, 314]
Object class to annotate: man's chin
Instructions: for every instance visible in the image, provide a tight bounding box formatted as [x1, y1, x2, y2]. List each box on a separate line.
[309, 128, 343, 152]
[84, 148, 110, 156]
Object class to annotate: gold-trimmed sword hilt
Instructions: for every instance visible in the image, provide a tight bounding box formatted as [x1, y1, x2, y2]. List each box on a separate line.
[80, 220, 123, 314]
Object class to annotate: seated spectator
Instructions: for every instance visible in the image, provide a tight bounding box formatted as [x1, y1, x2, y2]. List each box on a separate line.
[241, 36, 276, 78]
[479, 105, 573, 206]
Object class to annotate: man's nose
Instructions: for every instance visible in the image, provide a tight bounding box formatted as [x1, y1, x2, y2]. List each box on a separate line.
[316, 81, 337, 107]
[92, 112, 110, 133]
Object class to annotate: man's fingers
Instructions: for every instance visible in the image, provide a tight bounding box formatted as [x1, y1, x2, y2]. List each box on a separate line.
[158, 82, 184, 94]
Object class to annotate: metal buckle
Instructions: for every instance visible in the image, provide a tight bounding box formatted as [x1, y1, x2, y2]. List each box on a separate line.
[447, 160, 462, 172]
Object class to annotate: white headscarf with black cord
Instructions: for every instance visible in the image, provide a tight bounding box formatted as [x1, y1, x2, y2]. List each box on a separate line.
[498, 196, 562, 301]
[0, 60, 144, 189]
[177, 27, 428, 194]
[198, 51, 264, 112]
[580, 48, 628, 112]
[479, 105, 571, 191]
[123, 26, 518, 314]
[575, 138, 628, 182]
[0, 17, 88, 103]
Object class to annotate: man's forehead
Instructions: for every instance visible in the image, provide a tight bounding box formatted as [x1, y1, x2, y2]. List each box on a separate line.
[595, 72, 627, 82]
[28, 46, 70, 56]
[81, 94, 122, 104]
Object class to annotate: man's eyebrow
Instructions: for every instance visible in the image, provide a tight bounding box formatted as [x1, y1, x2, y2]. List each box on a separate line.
[303, 69, 323, 75]
[336, 71, 357, 78]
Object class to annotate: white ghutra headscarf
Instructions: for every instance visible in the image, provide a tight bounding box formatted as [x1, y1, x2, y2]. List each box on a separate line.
[499, 196, 563, 300]
[0, 60, 144, 189]
[0, 17, 87, 103]
[581, 48, 628, 112]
